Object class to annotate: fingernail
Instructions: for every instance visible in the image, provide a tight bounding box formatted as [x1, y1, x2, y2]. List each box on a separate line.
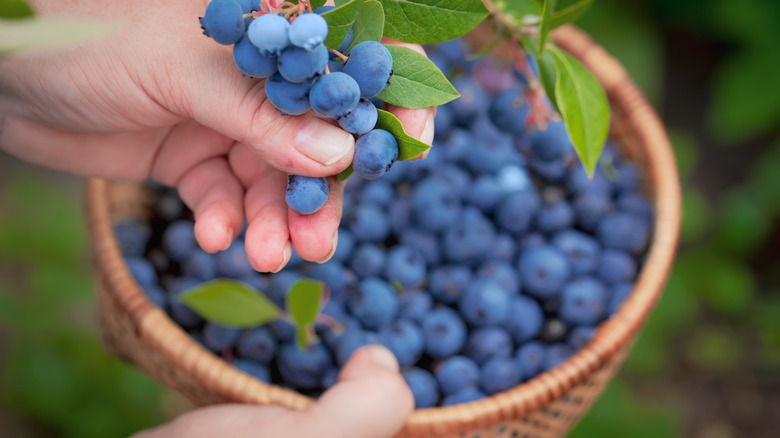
[420, 112, 435, 145]
[316, 231, 339, 264]
[221, 228, 234, 251]
[362, 345, 399, 372]
[271, 241, 292, 273]
[295, 119, 354, 166]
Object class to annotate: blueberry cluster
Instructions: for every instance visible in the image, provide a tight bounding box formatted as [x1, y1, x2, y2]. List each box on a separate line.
[116, 40, 653, 408]
[200, 1, 398, 215]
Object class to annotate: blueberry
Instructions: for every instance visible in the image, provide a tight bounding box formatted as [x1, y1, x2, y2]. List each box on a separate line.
[126, 256, 157, 287]
[167, 277, 204, 329]
[608, 282, 633, 314]
[347, 203, 390, 242]
[182, 249, 218, 281]
[476, 262, 520, 294]
[466, 175, 504, 213]
[441, 386, 487, 406]
[233, 35, 277, 78]
[343, 41, 393, 98]
[162, 220, 196, 262]
[596, 212, 651, 254]
[382, 160, 409, 185]
[528, 120, 572, 162]
[543, 343, 574, 371]
[358, 180, 395, 207]
[398, 290, 433, 324]
[496, 164, 533, 194]
[515, 341, 546, 380]
[573, 191, 613, 232]
[429, 265, 472, 305]
[288, 12, 328, 51]
[277, 343, 333, 389]
[464, 327, 513, 365]
[398, 229, 441, 267]
[438, 40, 466, 64]
[236, 326, 276, 364]
[440, 128, 472, 163]
[268, 319, 296, 343]
[411, 177, 461, 233]
[614, 162, 642, 193]
[310, 72, 361, 118]
[237, 0, 258, 13]
[379, 319, 425, 367]
[530, 158, 569, 182]
[353, 129, 399, 180]
[443, 208, 497, 266]
[566, 165, 612, 196]
[449, 78, 489, 125]
[115, 220, 150, 257]
[233, 358, 271, 383]
[321, 367, 339, 389]
[491, 233, 517, 263]
[559, 277, 607, 326]
[536, 199, 575, 234]
[489, 88, 531, 135]
[308, 261, 348, 292]
[143, 285, 167, 309]
[327, 58, 344, 73]
[203, 322, 242, 352]
[278, 45, 329, 83]
[479, 357, 521, 395]
[463, 124, 514, 175]
[435, 356, 480, 396]
[216, 241, 255, 278]
[567, 326, 596, 350]
[268, 271, 302, 307]
[200, 0, 245, 45]
[349, 243, 386, 277]
[264, 73, 312, 115]
[348, 277, 399, 330]
[331, 229, 355, 263]
[459, 279, 511, 327]
[286, 175, 329, 215]
[503, 295, 544, 344]
[403, 368, 439, 408]
[597, 249, 637, 284]
[434, 104, 454, 136]
[518, 245, 571, 299]
[247, 13, 289, 55]
[496, 191, 541, 236]
[472, 57, 515, 94]
[385, 245, 427, 288]
[338, 98, 378, 134]
[518, 233, 546, 253]
[422, 308, 467, 359]
[335, 329, 380, 364]
[617, 193, 653, 221]
[552, 229, 601, 275]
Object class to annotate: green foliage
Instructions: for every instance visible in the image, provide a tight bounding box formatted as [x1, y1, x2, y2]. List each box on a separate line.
[550, 0, 594, 28]
[346, 0, 384, 52]
[286, 279, 324, 348]
[179, 279, 280, 328]
[321, 0, 364, 50]
[310, 0, 328, 9]
[538, 0, 557, 52]
[376, 109, 431, 160]
[378, 0, 488, 44]
[377, 44, 461, 109]
[0, 0, 33, 18]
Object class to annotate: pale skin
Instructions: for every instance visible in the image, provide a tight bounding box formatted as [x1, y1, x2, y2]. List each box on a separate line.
[0, 0, 429, 435]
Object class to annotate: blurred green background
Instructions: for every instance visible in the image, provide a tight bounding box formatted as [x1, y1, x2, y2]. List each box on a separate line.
[1, 0, 779, 436]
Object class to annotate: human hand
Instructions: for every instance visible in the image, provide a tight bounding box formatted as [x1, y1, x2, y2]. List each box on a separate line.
[131, 345, 414, 438]
[0, 0, 435, 271]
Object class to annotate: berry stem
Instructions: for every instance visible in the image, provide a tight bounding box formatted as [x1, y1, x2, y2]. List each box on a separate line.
[315, 313, 344, 332]
[328, 48, 349, 62]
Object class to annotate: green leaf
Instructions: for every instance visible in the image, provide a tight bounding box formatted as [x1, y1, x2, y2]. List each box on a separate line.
[346, 0, 384, 52]
[178, 279, 280, 328]
[0, 0, 32, 18]
[550, 0, 593, 28]
[295, 326, 308, 350]
[310, 0, 328, 9]
[376, 44, 459, 109]
[535, 51, 559, 112]
[334, 0, 350, 6]
[285, 279, 323, 327]
[321, 0, 364, 50]
[539, 0, 557, 53]
[494, 0, 542, 25]
[547, 45, 609, 176]
[0, 17, 109, 57]
[378, 0, 488, 44]
[375, 109, 430, 160]
[338, 165, 354, 181]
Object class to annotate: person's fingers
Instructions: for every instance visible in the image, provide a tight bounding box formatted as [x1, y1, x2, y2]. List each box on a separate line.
[177, 157, 245, 253]
[294, 345, 415, 438]
[230, 144, 292, 273]
[288, 177, 345, 263]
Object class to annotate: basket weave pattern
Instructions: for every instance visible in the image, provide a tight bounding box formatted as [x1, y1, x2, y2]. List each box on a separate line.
[87, 26, 681, 438]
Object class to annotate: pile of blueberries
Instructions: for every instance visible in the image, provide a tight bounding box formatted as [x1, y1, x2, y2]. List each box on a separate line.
[200, 0, 398, 215]
[116, 39, 653, 409]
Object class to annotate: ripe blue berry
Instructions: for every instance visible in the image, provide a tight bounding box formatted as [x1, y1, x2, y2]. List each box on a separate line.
[442, 387, 486, 406]
[459, 278, 511, 327]
[529, 121, 573, 162]
[543, 343, 574, 371]
[349, 243, 386, 277]
[559, 277, 608, 326]
[411, 177, 461, 232]
[264, 73, 312, 115]
[203, 323, 242, 352]
[162, 220, 196, 262]
[422, 308, 467, 359]
[338, 99, 378, 135]
[348, 277, 399, 330]
[429, 265, 472, 305]
[504, 295, 544, 344]
[385, 245, 427, 288]
[496, 191, 541, 236]
[343, 41, 393, 98]
[515, 341, 546, 380]
[216, 241, 255, 278]
[518, 245, 572, 299]
[182, 249, 218, 281]
[247, 13, 290, 55]
[552, 229, 601, 276]
[286, 175, 329, 215]
[379, 319, 425, 367]
[403, 368, 439, 408]
[489, 88, 531, 135]
[200, 0, 245, 45]
[277, 343, 333, 389]
[596, 212, 651, 254]
[347, 203, 390, 242]
[464, 327, 513, 365]
[233, 35, 277, 78]
[443, 208, 497, 266]
[398, 290, 433, 324]
[309, 72, 361, 118]
[237, 327, 276, 364]
[278, 45, 328, 83]
[435, 356, 480, 396]
[115, 220, 150, 257]
[567, 326, 596, 350]
[289, 13, 328, 51]
[597, 249, 637, 284]
[353, 129, 399, 180]
[479, 357, 521, 395]
[335, 329, 380, 364]
[126, 256, 157, 287]
[233, 358, 271, 383]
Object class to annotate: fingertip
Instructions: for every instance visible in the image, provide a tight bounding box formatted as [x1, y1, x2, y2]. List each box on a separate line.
[194, 204, 236, 253]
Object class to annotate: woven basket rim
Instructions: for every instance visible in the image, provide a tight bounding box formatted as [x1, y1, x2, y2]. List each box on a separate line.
[86, 24, 681, 435]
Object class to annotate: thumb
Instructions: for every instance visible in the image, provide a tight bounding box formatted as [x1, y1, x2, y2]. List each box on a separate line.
[173, 50, 354, 177]
[296, 345, 415, 438]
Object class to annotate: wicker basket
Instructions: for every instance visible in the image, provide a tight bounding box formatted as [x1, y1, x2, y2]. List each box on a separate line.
[86, 25, 681, 438]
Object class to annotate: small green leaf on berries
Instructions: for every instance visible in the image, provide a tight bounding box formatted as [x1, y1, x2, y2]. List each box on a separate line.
[338, 165, 354, 181]
[535, 51, 560, 113]
[286, 279, 324, 327]
[377, 44, 459, 109]
[0, 0, 33, 19]
[347, 0, 384, 52]
[550, 0, 594, 29]
[539, 0, 557, 53]
[547, 46, 609, 176]
[178, 279, 280, 328]
[378, 0, 489, 44]
[321, 0, 364, 50]
[310, 0, 328, 9]
[375, 109, 431, 161]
